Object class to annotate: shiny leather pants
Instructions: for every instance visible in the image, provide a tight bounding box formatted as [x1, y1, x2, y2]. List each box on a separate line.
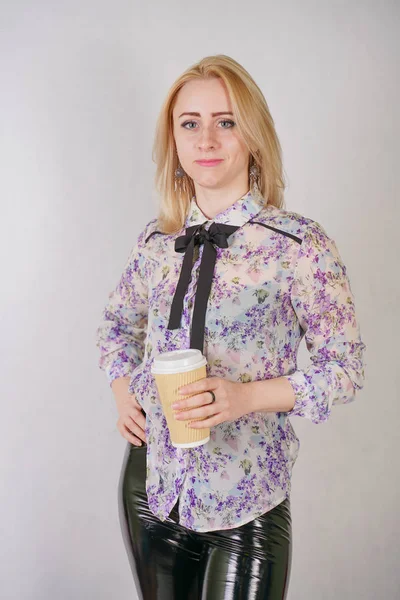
[118, 442, 292, 600]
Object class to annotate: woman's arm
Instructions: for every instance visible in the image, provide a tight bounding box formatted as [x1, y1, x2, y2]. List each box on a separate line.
[95, 226, 150, 387]
[245, 377, 296, 413]
[247, 220, 366, 423]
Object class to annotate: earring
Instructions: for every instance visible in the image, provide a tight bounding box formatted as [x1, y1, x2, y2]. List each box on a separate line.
[174, 161, 188, 194]
[249, 158, 261, 198]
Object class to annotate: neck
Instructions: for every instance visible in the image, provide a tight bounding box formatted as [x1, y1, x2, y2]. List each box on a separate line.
[194, 184, 250, 220]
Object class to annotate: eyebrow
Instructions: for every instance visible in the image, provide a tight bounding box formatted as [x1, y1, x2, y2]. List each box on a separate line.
[178, 111, 234, 118]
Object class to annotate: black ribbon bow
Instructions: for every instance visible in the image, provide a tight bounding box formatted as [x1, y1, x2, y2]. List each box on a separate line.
[167, 221, 240, 352]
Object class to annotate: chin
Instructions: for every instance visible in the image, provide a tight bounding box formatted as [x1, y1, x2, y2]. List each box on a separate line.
[197, 178, 224, 188]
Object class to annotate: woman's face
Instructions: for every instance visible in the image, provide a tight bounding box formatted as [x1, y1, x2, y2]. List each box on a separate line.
[172, 77, 250, 193]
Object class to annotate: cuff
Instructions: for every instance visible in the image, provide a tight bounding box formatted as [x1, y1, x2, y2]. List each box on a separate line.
[282, 371, 332, 424]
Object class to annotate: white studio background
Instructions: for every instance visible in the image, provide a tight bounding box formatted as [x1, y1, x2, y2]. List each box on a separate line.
[1, 2, 398, 599]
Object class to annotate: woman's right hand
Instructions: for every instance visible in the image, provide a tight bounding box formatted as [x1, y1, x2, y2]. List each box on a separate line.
[111, 376, 146, 446]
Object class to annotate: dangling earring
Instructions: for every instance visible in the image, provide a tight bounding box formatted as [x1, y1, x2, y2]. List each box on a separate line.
[174, 161, 187, 194]
[249, 158, 261, 198]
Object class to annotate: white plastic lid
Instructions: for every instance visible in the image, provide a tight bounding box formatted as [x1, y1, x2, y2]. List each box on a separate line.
[151, 349, 207, 374]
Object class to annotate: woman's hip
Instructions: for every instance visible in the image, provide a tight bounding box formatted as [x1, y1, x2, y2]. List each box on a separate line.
[118, 440, 292, 550]
[118, 441, 292, 599]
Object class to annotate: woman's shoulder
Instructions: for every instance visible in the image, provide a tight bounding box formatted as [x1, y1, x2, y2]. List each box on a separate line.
[143, 217, 160, 237]
[134, 217, 160, 249]
[257, 203, 332, 242]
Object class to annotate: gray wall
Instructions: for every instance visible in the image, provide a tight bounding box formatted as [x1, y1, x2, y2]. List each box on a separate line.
[1, 1, 398, 598]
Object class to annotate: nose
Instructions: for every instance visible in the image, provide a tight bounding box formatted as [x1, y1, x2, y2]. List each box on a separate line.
[197, 125, 218, 150]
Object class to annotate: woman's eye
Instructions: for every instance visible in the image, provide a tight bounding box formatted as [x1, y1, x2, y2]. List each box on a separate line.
[181, 119, 235, 130]
[182, 121, 197, 129]
[219, 120, 235, 128]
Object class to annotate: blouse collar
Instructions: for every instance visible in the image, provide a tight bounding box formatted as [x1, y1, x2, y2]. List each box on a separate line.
[185, 189, 265, 229]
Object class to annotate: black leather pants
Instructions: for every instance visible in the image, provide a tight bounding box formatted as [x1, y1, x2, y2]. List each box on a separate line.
[118, 441, 292, 600]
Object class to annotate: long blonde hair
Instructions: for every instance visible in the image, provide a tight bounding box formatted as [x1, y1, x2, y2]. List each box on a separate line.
[152, 54, 287, 235]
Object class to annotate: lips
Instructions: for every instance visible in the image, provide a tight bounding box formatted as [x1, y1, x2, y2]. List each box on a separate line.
[195, 159, 224, 166]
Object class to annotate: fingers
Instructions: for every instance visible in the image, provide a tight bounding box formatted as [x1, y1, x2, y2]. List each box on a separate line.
[129, 396, 146, 423]
[119, 423, 143, 446]
[173, 392, 217, 421]
[127, 394, 146, 438]
[117, 420, 145, 446]
[117, 412, 147, 446]
[176, 391, 215, 410]
[130, 408, 146, 433]
[127, 415, 147, 444]
[174, 407, 215, 422]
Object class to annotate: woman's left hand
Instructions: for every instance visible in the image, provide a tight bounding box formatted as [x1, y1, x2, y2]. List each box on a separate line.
[171, 376, 252, 428]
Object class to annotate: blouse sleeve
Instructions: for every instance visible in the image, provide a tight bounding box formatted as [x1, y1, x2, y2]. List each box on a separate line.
[283, 220, 366, 424]
[95, 224, 151, 387]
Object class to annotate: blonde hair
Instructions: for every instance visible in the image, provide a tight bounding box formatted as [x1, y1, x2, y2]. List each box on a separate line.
[152, 54, 287, 235]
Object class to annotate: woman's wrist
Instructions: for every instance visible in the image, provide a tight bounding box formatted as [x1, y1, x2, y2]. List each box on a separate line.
[244, 377, 296, 414]
[111, 375, 131, 392]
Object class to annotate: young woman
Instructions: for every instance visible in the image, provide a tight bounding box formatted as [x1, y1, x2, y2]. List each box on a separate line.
[96, 54, 366, 599]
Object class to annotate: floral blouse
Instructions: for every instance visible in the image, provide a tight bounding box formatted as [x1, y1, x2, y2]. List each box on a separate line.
[95, 189, 366, 532]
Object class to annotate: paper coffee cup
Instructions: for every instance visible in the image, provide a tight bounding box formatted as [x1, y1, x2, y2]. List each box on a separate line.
[151, 349, 210, 448]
